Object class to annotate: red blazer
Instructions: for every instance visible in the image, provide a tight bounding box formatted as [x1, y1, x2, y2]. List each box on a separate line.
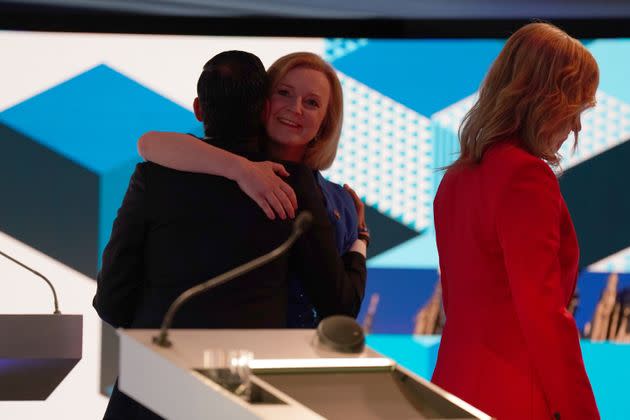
[432, 141, 599, 420]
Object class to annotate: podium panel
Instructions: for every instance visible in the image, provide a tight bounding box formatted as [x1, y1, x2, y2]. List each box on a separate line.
[0, 314, 82, 400]
[118, 329, 491, 419]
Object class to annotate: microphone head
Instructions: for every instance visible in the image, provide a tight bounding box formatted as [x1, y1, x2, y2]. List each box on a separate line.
[314, 315, 365, 353]
[294, 211, 313, 234]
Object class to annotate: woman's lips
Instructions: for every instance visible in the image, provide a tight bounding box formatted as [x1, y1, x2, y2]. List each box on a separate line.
[277, 116, 301, 129]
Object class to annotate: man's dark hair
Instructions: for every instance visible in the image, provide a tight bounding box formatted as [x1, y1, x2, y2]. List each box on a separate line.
[196, 50, 268, 140]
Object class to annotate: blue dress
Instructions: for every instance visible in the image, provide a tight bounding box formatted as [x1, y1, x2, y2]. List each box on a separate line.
[287, 171, 359, 328]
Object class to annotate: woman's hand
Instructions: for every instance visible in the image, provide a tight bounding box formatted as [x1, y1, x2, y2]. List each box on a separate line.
[135, 132, 296, 219]
[343, 183, 366, 229]
[234, 158, 298, 220]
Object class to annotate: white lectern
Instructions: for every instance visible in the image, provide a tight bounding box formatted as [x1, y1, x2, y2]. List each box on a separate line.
[118, 329, 491, 419]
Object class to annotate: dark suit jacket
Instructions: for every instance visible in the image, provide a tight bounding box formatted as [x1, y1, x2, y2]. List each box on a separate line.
[93, 142, 366, 419]
[432, 140, 598, 420]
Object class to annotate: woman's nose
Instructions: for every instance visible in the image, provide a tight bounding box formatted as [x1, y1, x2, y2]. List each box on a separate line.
[288, 97, 303, 114]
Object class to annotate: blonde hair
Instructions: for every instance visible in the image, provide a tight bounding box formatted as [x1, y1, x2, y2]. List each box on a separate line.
[267, 52, 343, 170]
[456, 22, 599, 166]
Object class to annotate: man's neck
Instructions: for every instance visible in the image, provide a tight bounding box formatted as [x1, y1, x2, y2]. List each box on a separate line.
[203, 134, 260, 156]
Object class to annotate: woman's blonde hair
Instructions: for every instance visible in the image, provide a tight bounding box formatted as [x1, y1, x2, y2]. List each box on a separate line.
[267, 52, 343, 170]
[456, 22, 599, 166]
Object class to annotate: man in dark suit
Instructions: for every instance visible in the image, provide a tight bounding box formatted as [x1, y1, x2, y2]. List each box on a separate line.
[93, 51, 365, 419]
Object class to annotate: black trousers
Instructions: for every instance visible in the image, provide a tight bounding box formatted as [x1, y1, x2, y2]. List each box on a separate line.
[103, 379, 164, 420]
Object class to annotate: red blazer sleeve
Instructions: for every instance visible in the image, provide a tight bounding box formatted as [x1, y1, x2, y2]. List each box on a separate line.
[496, 159, 599, 420]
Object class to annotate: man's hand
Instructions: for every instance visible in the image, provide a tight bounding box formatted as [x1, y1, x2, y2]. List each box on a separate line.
[234, 159, 298, 220]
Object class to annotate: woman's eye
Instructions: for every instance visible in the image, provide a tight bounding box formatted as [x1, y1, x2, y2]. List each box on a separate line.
[305, 99, 320, 108]
[277, 89, 290, 96]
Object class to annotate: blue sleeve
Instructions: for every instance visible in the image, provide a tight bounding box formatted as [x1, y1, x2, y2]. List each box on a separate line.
[288, 166, 366, 318]
[316, 173, 359, 254]
[340, 188, 359, 248]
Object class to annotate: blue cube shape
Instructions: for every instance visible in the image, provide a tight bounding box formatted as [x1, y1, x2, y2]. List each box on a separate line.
[0, 64, 202, 277]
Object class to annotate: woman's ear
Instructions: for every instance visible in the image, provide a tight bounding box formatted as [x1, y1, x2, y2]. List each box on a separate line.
[193, 97, 203, 122]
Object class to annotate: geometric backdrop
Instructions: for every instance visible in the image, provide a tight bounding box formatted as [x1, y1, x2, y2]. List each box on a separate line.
[1, 64, 200, 277]
[2, 30, 630, 419]
[2, 34, 630, 332]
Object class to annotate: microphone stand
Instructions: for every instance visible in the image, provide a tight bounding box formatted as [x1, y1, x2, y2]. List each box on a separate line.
[153, 211, 312, 348]
[0, 250, 61, 314]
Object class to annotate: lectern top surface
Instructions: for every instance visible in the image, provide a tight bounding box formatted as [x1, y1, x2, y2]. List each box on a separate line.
[121, 329, 383, 367]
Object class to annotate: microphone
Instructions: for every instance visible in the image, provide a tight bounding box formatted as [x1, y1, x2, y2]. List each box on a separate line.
[292, 210, 312, 236]
[153, 211, 313, 347]
[0, 250, 61, 315]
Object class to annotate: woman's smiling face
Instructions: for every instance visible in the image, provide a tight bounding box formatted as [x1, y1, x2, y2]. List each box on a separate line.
[265, 67, 331, 161]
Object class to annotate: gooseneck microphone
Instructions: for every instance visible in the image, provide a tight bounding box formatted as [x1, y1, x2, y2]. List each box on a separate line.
[0, 250, 61, 314]
[153, 211, 313, 348]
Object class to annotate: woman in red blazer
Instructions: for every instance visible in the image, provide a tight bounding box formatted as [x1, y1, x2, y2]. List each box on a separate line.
[433, 23, 600, 420]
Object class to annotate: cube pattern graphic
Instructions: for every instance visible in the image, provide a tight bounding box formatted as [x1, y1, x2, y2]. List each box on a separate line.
[558, 90, 630, 170]
[330, 39, 505, 117]
[431, 93, 478, 135]
[430, 90, 630, 173]
[0, 122, 100, 276]
[322, 72, 433, 232]
[1, 34, 629, 418]
[4, 39, 625, 279]
[590, 247, 630, 273]
[430, 93, 477, 192]
[324, 38, 630, 274]
[2, 37, 630, 340]
[0, 64, 201, 277]
[324, 38, 369, 62]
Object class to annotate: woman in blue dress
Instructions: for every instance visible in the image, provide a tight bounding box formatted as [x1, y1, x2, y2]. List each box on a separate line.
[137, 52, 369, 327]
